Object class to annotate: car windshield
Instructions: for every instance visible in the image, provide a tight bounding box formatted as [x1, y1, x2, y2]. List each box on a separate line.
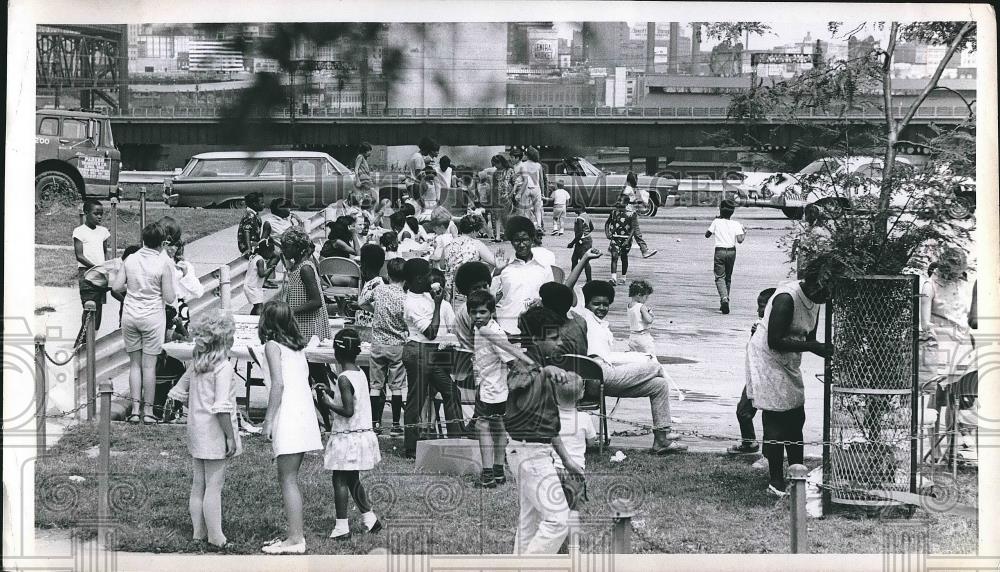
[798, 159, 840, 176]
[187, 159, 258, 177]
[569, 157, 604, 177]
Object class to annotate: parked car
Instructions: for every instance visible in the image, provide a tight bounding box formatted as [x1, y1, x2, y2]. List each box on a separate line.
[35, 108, 121, 201]
[541, 157, 678, 216]
[164, 151, 356, 209]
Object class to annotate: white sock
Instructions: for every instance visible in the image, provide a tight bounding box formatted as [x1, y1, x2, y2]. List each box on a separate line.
[330, 518, 350, 537]
[361, 511, 378, 530]
[611, 273, 617, 281]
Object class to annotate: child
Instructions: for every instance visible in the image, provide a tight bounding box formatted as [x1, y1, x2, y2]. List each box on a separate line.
[567, 203, 594, 283]
[547, 182, 572, 236]
[626, 279, 656, 354]
[258, 300, 324, 554]
[73, 199, 111, 336]
[467, 290, 535, 488]
[380, 232, 401, 260]
[552, 373, 596, 552]
[167, 310, 241, 549]
[607, 196, 636, 286]
[316, 329, 383, 539]
[728, 287, 776, 456]
[360, 257, 409, 435]
[505, 305, 581, 555]
[247, 238, 279, 315]
[355, 244, 387, 343]
[622, 173, 657, 259]
[704, 199, 746, 314]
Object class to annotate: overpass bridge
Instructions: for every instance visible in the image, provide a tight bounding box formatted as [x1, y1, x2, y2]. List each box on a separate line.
[109, 105, 971, 148]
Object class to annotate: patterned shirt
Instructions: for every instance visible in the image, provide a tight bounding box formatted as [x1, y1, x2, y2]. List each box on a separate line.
[237, 208, 262, 258]
[361, 281, 408, 346]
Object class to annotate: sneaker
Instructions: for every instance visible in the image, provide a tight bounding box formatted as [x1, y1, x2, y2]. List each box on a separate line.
[641, 249, 659, 259]
[767, 484, 789, 498]
[550, 229, 560, 236]
[721, 300, 730, 314]
[651, 442, 688, 455]
[727, 443, 760, 455]
[494, 474, 507, 486]
[367, 519, 383, 534]
[389, 425, 404, 437]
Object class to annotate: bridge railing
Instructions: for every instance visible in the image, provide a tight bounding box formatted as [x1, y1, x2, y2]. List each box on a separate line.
[113, 105, 973, 120]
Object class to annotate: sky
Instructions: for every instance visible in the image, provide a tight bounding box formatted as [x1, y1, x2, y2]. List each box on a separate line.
[552, 21, 892, 50]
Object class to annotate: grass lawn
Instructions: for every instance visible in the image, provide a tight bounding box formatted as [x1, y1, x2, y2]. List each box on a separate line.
[35, 204, 244, 249]
[36, 423, 978, 555]
[36, 247, 82, 288]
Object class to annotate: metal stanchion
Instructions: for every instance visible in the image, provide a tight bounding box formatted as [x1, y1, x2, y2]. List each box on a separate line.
[110, 188, 120, 256]
[139, 186, 147, 234]
[610, 499, 633, 554]
[789, 464, 809, 554]
[97, 380, 113, 547]
[84, 301, 97, 421]
[219, 265, 232, 310]
[35, 335, 48, 455]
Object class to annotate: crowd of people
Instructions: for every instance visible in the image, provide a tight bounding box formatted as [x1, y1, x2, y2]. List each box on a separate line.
[66, 140, 978, 556]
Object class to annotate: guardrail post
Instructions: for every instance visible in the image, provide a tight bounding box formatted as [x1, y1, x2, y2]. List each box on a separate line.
[610, 499, 633, 554]
[98, 379, 113, 548]
[789, 464, 808, 553]
[84, 301, 97, 421]
[35, 335, 48, 455]
[219, 265, 232, 311]
[139, 186, 147, 234]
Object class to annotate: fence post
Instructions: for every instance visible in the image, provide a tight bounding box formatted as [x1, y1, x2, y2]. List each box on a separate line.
[789, 464, 808, 553]
[139, 186, 147, 234]
[110, 189, 119, 257]
[35, 335, 47, 456]
[97, 379, 113, 548]
[610, 499, 633, 554]
[84, 301, 97, 421]
[219, 265, 232, 310]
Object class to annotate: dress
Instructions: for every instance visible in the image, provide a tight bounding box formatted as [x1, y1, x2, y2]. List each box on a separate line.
[266, 343, 324, 457]
[627, 302, 656, 354]
[920, 274, 975, 384]
[323, 369, 382, 471]
[444, 234, 483, 295]
[607, 209, 635, 254]
[279, 260, 332, 341]
[168, 361, 243, 460]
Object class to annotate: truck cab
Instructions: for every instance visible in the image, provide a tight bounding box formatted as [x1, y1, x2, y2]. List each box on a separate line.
[35, 109, 121, 201]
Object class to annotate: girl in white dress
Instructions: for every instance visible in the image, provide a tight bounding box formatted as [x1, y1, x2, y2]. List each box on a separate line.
[318, 328, 383, 540]
[257, 300, 323, 554]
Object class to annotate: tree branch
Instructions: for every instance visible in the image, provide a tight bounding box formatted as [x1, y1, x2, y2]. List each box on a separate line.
[897, 21, 975, 129]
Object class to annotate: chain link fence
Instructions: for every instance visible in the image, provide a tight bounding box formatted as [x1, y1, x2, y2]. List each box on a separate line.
[824, 275, 920, 510]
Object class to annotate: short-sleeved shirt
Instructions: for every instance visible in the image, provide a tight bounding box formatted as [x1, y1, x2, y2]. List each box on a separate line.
[72, 224, 110, 268]
[122, 246, 171, 320]
[474, 319, 518, 404]
[504, 362, 560, 442]
[238, 208, 262, 256]
[578, 307, 614, 357]
[492, 256, 555, 335]
[707, 218, 746, 248]
[452, 304, 475, 349]
[550, 188, 571, 207]
[361, 281, 408, 346]
[553, 408, 596, 469]
[404, 291, 455, 343]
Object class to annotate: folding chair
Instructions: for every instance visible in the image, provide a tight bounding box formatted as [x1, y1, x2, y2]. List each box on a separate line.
[553, 354, 609, 454]
[949, 370, 978, 478]
[242, 346, 268, 423]
[318, 257, 362, 316]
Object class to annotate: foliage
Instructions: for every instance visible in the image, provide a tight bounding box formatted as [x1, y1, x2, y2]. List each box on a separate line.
[703, 22, 774, 43]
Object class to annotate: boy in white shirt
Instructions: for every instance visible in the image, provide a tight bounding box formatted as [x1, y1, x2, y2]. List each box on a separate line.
[547, 182, 572, 236]
[704, 199, 746, 315]
[73, 199, 111, 334]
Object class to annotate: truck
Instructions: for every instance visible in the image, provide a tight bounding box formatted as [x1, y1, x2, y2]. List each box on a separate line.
[35, 109, 121, 202]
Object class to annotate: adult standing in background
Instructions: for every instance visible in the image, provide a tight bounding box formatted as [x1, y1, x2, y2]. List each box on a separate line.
[428, 155, 455, 212]
[515, 147, 546, 232]
[354, 142, 375, 195]
[405, 138, 438, 213]
[919, 247, 975, 387]
[491, 154, 518, 243]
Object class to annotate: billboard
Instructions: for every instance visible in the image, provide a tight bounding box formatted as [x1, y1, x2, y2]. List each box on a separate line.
[751, 52, 817, 66]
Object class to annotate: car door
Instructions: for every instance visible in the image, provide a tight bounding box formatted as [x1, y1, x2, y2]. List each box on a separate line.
[257, 158, 291, 207]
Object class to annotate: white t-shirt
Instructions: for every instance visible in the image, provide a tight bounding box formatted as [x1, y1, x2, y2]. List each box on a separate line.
[707, 218, 746, 249]
[551, 188, 571, 207]
[552, 408, 596, 469]
[72, 224, 110, 268]
[473, 319, 517, 404]
[578, 307, 615, 357]
[491, 256, 555, 335]
[403, 291, 455, 342]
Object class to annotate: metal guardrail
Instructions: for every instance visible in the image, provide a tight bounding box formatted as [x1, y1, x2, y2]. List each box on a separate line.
[112, 105, 973, 121]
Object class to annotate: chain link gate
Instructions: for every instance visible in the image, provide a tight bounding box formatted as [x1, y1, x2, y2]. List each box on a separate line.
[823, 275, 920, 512]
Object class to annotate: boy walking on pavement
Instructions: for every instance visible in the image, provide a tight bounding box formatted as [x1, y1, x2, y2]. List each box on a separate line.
[622, 173, 658, 259]
[547, 182, 572, 236]
[727, 287, 776, 455]
[704, 199, 746, 314]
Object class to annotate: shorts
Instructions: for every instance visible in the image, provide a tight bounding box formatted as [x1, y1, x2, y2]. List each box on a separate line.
[368, 344, 407, 396]
[78, 269, 107, 304]
[556, 469, 588, 511]
[552, 206, 567, 220]
[628, 332, 657, 355]
[122, 312, 167, 356]
[473, 398, 507, 420]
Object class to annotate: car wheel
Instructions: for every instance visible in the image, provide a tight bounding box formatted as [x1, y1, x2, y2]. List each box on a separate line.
[643, 196, 659, 217]
[946, 195, 974, 220]
[782, 206, 804, 220]
[36, 170, 80, 203]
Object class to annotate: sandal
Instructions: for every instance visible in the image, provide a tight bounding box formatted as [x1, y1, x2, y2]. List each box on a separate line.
[125, 414, 141, 424]
[142, 415, 160, 425]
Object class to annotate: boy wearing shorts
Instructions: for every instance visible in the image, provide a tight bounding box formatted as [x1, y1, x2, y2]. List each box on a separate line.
[362, 258, 409, 435]
[547, 182, 572, 236]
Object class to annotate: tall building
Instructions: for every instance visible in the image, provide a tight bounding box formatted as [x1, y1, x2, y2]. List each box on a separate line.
[572, 30, 584, 64]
